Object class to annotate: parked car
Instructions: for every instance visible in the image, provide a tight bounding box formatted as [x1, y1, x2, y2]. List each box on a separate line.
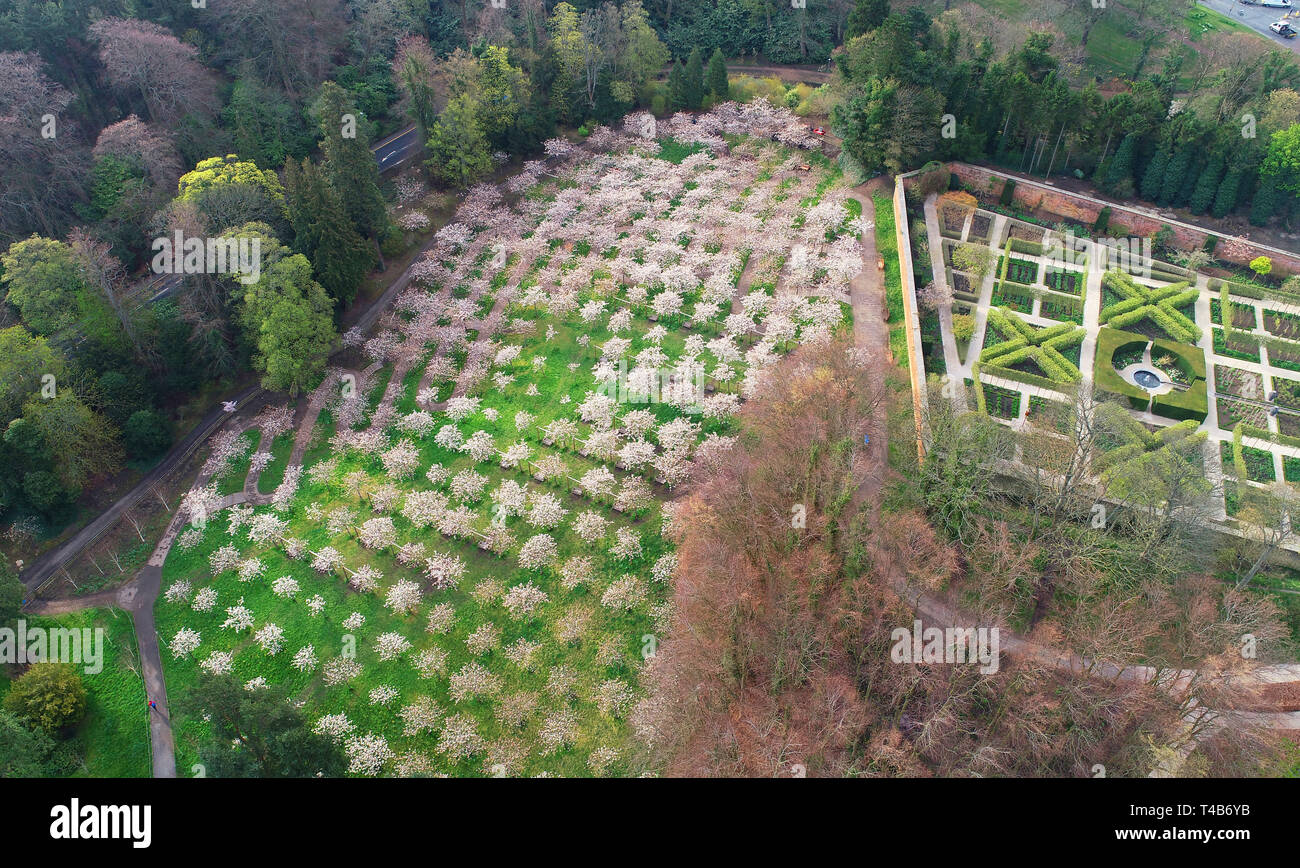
[1271, 19, 1297, 36]
[1261, 0, 1292, 8]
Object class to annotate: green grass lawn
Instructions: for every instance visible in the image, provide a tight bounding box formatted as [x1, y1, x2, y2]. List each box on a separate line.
[914, 0, 1272, 83]
[1, 608, 150, 777]
[256, 433, 295, 495]
[873, 191, 910, 366]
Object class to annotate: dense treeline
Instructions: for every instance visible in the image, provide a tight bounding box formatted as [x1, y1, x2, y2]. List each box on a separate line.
[832, 3, 1300, 226]
[0, 0, 681, 537]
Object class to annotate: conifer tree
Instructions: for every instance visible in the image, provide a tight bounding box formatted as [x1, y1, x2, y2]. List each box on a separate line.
[1104, 133, 1138, 190]
[317, 82, 387, 243]
[1211, 165, 1245, 218]
[669, 62, 688, 112]
[706, 49, 729, 102]
[283, 158, 373, 308]
[1189, 156, 1224, 215]
[1158, 146, 1192, 206]
[1140, 148, 1169, 201]
[684, 48, 705, 111]
[847, 0, 891, 37]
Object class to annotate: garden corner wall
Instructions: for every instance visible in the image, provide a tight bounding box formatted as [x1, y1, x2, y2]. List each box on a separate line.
[947, 163, 1300, 276]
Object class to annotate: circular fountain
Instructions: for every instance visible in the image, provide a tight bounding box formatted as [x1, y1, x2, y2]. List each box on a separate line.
[1131, 368, 1163, 391]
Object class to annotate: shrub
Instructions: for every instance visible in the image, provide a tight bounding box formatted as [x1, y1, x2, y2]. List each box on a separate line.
[1250, 256, 1273, 277]
[999, 178, 1016, 206]
[2, 663, 87, 734]
[952, 242, 993, 279]
[917, 162, 951, 196]
[1093, 206, 1111, 235]
[123, 409, 172, 460]
[951, 313, 976, 342]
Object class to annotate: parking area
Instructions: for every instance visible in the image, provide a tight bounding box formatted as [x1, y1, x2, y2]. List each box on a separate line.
[1197, 0, 1300, 54]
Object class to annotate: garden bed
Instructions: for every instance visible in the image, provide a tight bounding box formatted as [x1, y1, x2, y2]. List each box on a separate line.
[1003, 257, 1039, 285]
[982, 382, 1022, 419]
[1212, 327, 1261, 363]
[1264, 309, 1300, 340]
[1043, 268, 1083, 297]
[1216, 397, 1266, 430]
[1273, 375, 1300, 411]
[1214, 364, 1263, 401]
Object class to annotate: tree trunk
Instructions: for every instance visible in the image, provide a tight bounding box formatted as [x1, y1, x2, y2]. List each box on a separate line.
[1045, 125, 1066, 178]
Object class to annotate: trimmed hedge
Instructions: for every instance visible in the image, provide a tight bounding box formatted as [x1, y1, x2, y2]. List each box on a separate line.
[1092, 325, 1208, 422]
[1008, 237, 1044, 257]
[980, 308, 1084, 383]
[1243, 424, 1300, 451]
[1209, 277, 1300, 306]
[1093, 327, 1153, 410]
[1151, 380, 1208, 422]
[980, 337, 1029, 360]
[1097, 270, 1201, 344]
[982, 364, 1069, 392]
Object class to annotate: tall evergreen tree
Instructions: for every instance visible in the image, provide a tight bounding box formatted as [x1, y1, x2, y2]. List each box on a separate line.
[1249, 182, 1284, 226]
[684, 48, 705, 111]
[668, 61, 688, 111]
[1140, 148, 1169, 201]
[316, 82, 387, 243]
[1189, 156, 1224, 215]
[1211, 165, 1245, 218]
[847, 0, 891, 38]
[1176, 155, 1203, 207]
[284, 158, 373, 308]
[281, 157, 309, 250]
[706, 48, 729, 102]
[1105, 133, 1138, 191]
[1159, 146, 1193, 206]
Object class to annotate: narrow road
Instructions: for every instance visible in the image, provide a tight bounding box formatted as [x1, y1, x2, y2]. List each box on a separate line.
[19, 382, 263, 593]
[846, 179, 893, 521]
[1196, 0, 1300, 57]
[374, 124, 421, 173]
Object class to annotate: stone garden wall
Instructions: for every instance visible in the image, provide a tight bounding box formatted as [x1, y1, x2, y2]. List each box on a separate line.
[945, 163, 1300, 276]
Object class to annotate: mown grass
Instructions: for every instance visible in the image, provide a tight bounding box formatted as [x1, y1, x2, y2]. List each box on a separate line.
[872, 191, 910, 366]
[0, 608, 151, 777]
[256, 433, 294, 495]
